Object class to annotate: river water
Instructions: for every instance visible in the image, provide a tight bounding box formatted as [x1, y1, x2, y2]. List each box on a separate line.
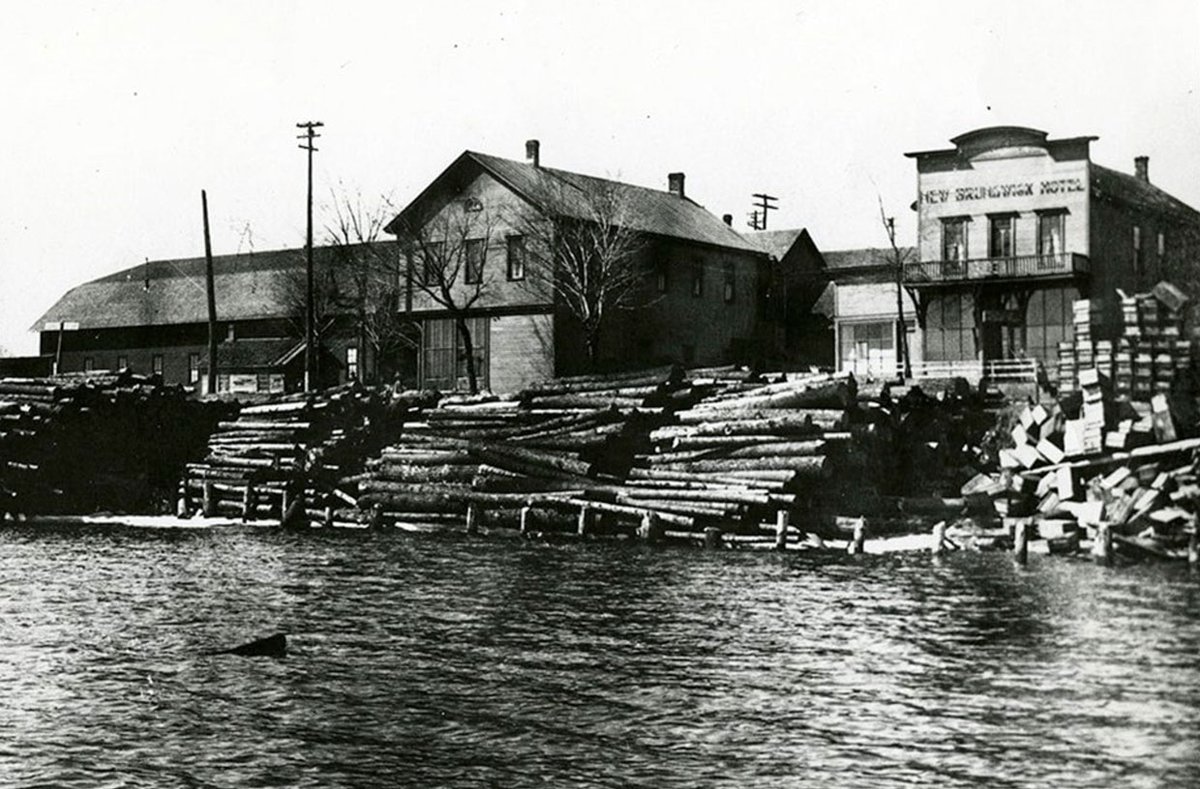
[2, 523, 1199, 788]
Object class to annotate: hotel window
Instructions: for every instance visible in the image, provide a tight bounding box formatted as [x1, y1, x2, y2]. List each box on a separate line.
[346, 346, 359, 380]
[989, 214, 1015, 258]
[84, 357, 93, 372]
[691, 260, 704, 297]
[117, 355, 128, 370]
[1157, 231, 1166, 258]
[941, 217, 969, 263]
[152, 355, 164, 376]
[506, 235, 526, 280]
[655, 261, 669, 293]
[188, 353, 200, 384]
[464, 239, 485, 285]
[1037, 211, 1065, 256]
[723, 263, 735, 304]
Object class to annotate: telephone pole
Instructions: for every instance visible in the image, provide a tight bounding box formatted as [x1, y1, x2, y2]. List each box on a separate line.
[751, 193, 778, 230]
[297, 121, 323, 391]
[201, 190, 218, 394]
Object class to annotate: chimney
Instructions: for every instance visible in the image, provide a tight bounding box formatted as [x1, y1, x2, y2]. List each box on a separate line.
[668, 172, 685, 198]
[722, 214, 733, 226]
[525, 139, 540, 168]
[1134, 155, 1149, 182]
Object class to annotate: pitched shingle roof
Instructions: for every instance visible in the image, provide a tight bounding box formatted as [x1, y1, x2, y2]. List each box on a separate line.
[744, 229, 805, 260]
[389, 151, 763, 254]
[821, 247, 914, 271]
[1091, 164, 1200, 223]
[34, 243, 395, 331]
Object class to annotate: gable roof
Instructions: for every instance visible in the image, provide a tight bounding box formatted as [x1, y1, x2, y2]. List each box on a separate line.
[821, 247, 915, 272]
[34, 242, 395, 331]
[1091, 164, 1200, 224]
[387, 150, 763, 255]
[745, 229, 804, 260]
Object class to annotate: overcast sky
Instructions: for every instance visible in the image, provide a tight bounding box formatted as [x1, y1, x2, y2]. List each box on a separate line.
[2, 0, 1198, 354]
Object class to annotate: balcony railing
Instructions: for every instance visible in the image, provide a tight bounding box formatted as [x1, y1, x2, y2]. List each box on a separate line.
[904, 252, 1090, 284]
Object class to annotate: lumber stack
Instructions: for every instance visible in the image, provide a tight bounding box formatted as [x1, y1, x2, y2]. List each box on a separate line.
[0, 371, 227, 517]
[974, 280, 1199, 558]
[181, 382, 399, 522]
[1058, 282, 1192, 396]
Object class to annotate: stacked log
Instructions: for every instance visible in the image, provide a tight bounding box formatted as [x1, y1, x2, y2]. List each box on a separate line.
[346, 368, 688, 532]
[181, 382, 402, 522]
[0, 371, 227, 517]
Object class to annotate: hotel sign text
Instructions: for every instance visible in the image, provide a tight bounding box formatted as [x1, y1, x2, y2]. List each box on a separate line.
[921, 177, 1085, 205]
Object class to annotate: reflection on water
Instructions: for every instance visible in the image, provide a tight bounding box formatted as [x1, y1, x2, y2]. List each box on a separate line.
[2, 524, 1200, 788]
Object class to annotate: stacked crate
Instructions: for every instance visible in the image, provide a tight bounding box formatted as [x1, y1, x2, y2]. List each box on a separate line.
[1117, 287, 1190, 399]
[1058, 286, 1191, 398]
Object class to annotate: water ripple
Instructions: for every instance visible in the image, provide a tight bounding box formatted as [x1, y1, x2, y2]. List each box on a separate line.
[2, 524, 1200, 787]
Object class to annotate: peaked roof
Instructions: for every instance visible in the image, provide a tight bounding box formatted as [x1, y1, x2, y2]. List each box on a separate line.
[745, 229, 806, 260]
[1091, 164, 1200, 223]
[34, 242, 395, 331]
[387, 150, 763, 254]
[821, 247, 915, 271]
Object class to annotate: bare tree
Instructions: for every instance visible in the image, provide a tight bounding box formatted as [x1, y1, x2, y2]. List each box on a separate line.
[395, 208, 499, 393]
[515, 180, 646, 371]
[879, 196, 915, 379]
[323, 188, 417, 383]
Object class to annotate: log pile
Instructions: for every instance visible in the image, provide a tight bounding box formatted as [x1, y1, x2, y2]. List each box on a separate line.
[180, 382, 403, 522]
[0, 372, 227, 517]
[334, 364, 1017, 548]
[342, 366, 689, 532]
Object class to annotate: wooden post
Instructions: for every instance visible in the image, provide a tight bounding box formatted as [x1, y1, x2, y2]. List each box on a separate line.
[704, 526, 724, 550]
[202, 481, 215, 517]
[848, 518, 865, 555]
[201, 190, 219, 395]
[1013, 519, 1029, 566]
[577, 504, 591, 537]
[930, 520, 947, 556]
[519, 503, 533, 535]
[637, 512, 662, 544]
[465, 503, 478, 535]
[280, 486, 290, 520]
[774, 509, 789, 551]
[323, 505, 333, 528]
[242, 483, 255, 522]
[370, 503, 383, 529]
[1092, 522, 1112, 566]
[176, 484, 190, 518]
[1189, 516, 1198, 568]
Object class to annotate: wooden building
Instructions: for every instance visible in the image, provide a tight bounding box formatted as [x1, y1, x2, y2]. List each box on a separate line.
[814, 247, 920, 379]
[904, 125, 1200, 378]
[33, 243, 406, 392]
[745, 228, 832, 368]
[385, 142, 775, 392]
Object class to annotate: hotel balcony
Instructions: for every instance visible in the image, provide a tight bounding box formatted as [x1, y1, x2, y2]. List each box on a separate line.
[903, 252, 1090, 285]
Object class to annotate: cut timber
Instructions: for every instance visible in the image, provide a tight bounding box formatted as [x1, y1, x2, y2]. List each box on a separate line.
[646, 455, 829, 476]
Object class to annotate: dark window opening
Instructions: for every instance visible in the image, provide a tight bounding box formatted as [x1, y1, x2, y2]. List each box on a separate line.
[465, 239, 485, 285]
[506, 235, 526, 280]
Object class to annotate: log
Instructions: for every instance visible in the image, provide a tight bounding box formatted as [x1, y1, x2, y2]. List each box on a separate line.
[646, 455, 829, 476]
[218, 420, 311, 432]
[650, 416, 828, 441]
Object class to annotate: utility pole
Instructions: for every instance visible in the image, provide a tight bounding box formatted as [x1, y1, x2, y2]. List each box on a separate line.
[297, 120, 323, 391]
[752, 193, 778, 230]
[883, 212, 911, 380]
[202, 190, 219, 394]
